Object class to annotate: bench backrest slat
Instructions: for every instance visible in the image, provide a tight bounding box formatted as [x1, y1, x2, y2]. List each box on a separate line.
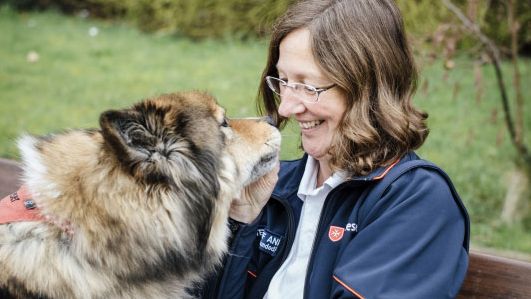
[457, 252, 531, 298]
[0, 158, 22, 196]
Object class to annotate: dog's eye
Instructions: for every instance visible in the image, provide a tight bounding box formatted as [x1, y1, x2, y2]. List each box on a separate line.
[221, 118, 229, 127]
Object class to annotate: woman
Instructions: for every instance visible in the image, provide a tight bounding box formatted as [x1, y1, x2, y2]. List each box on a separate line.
[204, 0, 469, 298]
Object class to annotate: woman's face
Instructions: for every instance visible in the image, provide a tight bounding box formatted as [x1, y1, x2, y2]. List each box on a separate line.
[277, 28, 348, 162]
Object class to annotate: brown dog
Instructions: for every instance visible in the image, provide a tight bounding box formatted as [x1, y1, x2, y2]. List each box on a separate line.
[0, 91, 280, 298]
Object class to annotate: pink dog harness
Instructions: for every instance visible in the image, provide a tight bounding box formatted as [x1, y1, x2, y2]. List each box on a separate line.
[0, 185, 45, 224]
[1, 186, 75, 235]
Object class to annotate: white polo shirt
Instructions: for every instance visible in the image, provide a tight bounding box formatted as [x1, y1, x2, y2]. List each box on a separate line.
[264, 156, 347, 299]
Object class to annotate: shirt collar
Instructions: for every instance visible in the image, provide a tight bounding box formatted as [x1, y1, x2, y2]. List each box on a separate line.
[297, 156, 348, 201]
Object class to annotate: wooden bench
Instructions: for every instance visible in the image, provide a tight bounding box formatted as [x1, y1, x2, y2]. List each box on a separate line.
[457, 251, 531, 298]
[0, 158, 23, 196]
[0, 159, 530, 298]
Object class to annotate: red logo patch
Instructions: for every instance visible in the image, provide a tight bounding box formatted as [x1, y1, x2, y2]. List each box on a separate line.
[328, 226, 345, 242]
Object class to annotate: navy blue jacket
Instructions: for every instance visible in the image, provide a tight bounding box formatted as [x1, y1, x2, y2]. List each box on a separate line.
[204, 152, 470, 299]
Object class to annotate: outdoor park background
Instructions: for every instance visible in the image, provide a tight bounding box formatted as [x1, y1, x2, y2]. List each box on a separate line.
[0, 0, 529, 257]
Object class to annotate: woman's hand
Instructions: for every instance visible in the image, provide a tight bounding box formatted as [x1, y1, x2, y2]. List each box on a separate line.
[229, 162, 279, 223]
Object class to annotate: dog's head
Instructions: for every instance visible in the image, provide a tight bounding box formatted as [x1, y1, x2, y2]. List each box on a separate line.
[97, 91, 281, 263]
[99, 91, 280, 199]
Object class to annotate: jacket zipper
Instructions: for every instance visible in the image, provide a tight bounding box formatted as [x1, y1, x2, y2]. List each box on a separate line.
[302, 183, 351, 299]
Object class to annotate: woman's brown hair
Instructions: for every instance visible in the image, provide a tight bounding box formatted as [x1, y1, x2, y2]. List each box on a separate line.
[258, 0, 429, 176]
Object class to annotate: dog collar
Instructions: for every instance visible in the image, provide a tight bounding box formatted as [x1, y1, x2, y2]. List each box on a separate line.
[0, 185, 45, 224]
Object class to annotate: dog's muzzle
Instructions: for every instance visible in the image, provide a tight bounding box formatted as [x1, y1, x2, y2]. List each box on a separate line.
[237, 116, 277, 127]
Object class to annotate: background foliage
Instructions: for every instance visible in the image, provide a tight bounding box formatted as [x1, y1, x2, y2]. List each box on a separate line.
[3, 0, 530, 51]
[3, 0, 294, 38]
[398, 0, 530, 54]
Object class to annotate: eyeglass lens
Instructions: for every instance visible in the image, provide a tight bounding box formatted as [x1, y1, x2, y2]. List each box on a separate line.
[266, 77, 319, 102]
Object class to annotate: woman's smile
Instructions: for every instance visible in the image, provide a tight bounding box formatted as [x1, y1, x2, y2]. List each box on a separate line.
[298, 119, 324, 130]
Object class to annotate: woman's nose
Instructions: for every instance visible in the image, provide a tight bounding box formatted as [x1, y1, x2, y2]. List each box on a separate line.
[278, 91, 305, 117]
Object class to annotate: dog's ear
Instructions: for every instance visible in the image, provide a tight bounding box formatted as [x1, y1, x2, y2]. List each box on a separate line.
[100, 108, 148, 159]
[99, 109, 167, 183]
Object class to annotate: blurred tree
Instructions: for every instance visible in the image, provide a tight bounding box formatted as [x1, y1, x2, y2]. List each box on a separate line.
[443, 0, 529, 224]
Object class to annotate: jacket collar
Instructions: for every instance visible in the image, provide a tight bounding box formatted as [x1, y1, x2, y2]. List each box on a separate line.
[272, 154, 308, 199]
[273, 152, 419, 199]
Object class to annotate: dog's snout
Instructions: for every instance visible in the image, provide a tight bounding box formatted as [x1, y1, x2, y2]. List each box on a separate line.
[233, 116, 277, 128]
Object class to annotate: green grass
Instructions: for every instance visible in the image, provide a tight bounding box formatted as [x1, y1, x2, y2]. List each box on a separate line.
[0, 6, 289, 155]
[1, 7, 530, 255]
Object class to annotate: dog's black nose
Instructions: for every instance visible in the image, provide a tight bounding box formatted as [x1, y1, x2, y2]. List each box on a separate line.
[264, 115, 276, 127]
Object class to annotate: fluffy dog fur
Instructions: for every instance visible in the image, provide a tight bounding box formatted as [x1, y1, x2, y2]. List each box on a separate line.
[0, 91, 281, 298]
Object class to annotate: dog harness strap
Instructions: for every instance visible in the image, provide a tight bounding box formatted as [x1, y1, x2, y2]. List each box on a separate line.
[0, 185, 45, 224]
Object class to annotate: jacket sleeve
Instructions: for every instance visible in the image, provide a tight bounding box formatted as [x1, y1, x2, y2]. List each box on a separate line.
[209, 215, 261, 299]
[331, 168, 468, 299]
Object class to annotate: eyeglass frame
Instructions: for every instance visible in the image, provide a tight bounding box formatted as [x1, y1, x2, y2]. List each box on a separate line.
[265, 76, 336, 103]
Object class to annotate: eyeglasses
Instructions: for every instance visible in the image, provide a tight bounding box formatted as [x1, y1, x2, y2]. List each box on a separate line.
[265, 76, 336, 103]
